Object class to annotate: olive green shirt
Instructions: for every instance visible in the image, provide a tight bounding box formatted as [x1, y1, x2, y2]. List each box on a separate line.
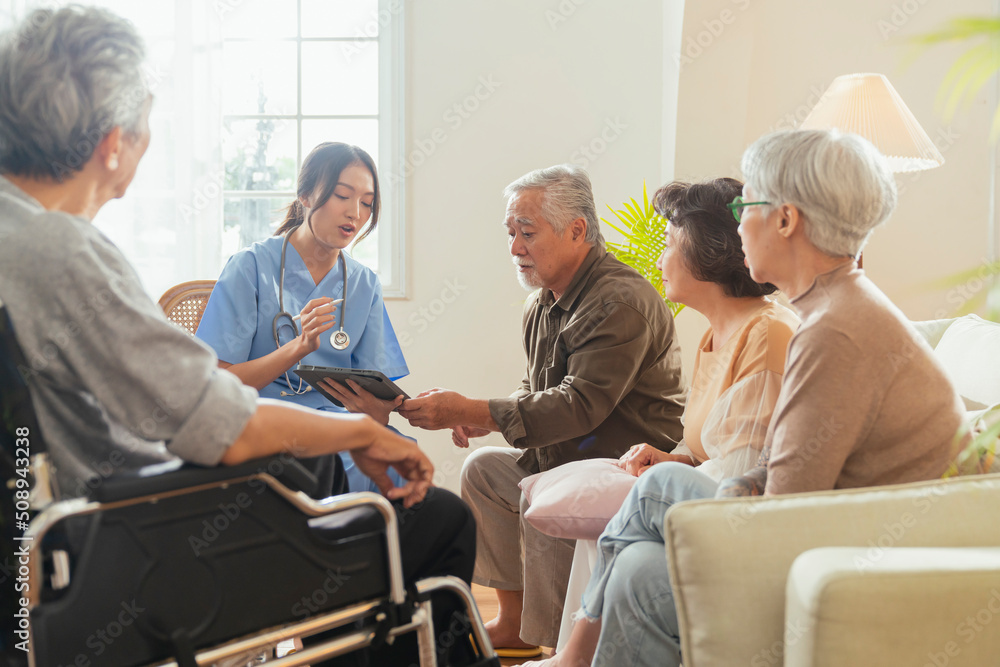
[489, 245, 686, 472]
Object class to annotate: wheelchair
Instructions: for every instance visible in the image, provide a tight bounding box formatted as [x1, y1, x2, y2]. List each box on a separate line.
[0, 302, 499, 667]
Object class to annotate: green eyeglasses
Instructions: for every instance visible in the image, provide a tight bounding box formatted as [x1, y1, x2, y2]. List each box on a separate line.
[727, 196, 771, 222]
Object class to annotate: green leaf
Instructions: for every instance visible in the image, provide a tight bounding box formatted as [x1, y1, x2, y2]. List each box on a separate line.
[944, 408, 1000, 477]
[939, 43, 998, 119]
[922, 262, 1000, 321]
[910, 16, 1000, 143]
[911, 17, 1000, 46]
[624, 199, 643, 222]
[601, 180, 684, 315]
[643, 181, 656, 218]
[990, 99, 1000, 143]
[925, 261, 1000, 289]
[602, 219, 633, 239]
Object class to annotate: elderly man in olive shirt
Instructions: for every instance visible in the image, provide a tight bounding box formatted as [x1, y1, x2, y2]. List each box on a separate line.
[400, 164, 685, 651]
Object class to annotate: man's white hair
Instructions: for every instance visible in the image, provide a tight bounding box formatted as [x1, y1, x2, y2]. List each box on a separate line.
[741, 129, 897, 258]
[504, 164, 605, 249]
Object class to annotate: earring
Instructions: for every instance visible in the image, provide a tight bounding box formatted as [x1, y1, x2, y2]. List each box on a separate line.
[108, 155, 119, 170]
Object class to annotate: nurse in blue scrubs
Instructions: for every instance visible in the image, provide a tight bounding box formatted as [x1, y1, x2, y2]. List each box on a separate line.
[197, 142, 408, 495]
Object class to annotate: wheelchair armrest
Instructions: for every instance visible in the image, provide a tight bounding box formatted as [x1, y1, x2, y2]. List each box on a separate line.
[88, 454, 319, 503]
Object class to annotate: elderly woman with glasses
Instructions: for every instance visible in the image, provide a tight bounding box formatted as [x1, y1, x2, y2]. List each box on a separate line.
[520, 129, 964, 667]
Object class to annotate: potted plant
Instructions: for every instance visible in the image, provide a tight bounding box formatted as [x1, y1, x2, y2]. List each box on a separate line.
[944, 406, 1000, 477]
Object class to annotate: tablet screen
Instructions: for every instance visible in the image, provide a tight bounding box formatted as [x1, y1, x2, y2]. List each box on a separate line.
[293, 366, 409, 407]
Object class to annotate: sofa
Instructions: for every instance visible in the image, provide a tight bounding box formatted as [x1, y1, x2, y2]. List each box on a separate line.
[663, 314, 1000, 666]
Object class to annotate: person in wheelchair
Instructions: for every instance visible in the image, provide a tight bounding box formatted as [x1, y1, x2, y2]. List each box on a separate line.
[0, 6, 482, 666]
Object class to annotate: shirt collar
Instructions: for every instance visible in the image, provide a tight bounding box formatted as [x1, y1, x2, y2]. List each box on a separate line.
[539, 244, 606, 310]
[790, 260, 857, 312]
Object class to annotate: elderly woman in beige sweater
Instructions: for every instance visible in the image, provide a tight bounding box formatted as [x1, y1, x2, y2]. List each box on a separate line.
[521, 128, 964, 667]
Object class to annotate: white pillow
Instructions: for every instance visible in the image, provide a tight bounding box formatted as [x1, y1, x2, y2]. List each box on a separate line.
[519, 458, 637, 540]
[934, 315, 1000, 409]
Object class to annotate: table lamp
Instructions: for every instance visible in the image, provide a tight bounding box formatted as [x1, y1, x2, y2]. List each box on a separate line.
[799, 73, 944, 173]
[799, 73, 944, 266]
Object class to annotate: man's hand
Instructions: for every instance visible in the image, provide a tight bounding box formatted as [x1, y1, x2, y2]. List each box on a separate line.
[350, 424, 434, 508]
[451, 425, 491, 448]
[617, 443, 694, 477]
[398, 388, 466, 430]
[319, 378, 403, 425]
[716, 465, 768, 498]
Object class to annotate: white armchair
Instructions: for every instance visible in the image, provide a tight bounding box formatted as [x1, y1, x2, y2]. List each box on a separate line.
[664, 313, 1000, 667]
[664, 473, 1000, 666]
[786, 545, 1000, 666]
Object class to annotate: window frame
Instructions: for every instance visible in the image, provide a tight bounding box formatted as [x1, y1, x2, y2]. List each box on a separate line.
[0, 0, 408, 299]
[221, 0, 407, 297]
[376, 0, 406, 298]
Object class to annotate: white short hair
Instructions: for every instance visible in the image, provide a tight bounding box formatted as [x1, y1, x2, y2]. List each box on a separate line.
[0, 6, 147, 181]
[504, 164, 605, 249]
[740, 129, 897, 258]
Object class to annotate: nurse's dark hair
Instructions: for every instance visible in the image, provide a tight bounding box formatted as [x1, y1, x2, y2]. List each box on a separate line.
[274, 142, 380, 243]
[652, 177, 777, 298]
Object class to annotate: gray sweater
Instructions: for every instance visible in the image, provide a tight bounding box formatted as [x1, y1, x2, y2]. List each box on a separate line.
[765, 262, 963, 494]
[0, 176, 257, 499]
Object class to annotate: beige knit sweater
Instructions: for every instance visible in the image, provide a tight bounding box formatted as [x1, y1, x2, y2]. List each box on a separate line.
[765, 262, 964, 495]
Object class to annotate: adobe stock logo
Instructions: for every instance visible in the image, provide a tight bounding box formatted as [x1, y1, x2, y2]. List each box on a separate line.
[397, 278, 468, 347]
[385, 76, 502, 187]
[569, 118, 628, 169]
[674, 0, 753, 70]
[545, 0, 588, 31]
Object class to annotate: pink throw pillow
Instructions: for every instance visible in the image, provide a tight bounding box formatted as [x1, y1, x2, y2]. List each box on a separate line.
[519, 458, 638, 540]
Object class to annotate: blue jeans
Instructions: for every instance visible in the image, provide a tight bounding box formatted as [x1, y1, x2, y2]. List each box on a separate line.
[580, 462, 719, 667]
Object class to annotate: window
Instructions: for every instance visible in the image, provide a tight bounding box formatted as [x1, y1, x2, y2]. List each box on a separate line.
[1, 0, 406, 299]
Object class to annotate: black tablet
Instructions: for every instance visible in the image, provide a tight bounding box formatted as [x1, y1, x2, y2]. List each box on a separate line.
[293, 366, 410, 408]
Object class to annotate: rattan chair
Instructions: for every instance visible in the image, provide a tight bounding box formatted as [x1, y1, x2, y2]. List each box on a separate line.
[158, 279, 216, 335]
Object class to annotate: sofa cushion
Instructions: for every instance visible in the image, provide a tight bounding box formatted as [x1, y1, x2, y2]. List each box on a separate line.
[520, 458, 637, 540]
[785, 547, 1000, 667]
[663, 473, 1000, 667]
[933, 315, 1000, 410]
[911, 317, 955, 349]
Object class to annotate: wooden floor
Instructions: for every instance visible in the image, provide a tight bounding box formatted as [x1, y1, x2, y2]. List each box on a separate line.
[471, 584, 552, 666]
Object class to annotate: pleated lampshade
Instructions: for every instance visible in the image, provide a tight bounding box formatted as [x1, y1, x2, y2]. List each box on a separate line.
[799, 73, 944, 173]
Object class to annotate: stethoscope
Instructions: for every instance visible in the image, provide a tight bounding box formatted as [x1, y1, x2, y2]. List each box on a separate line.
[273, 232, 350, 396]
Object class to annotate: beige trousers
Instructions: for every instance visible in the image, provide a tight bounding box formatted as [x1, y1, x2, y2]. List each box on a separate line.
[460, 446, 575, 647]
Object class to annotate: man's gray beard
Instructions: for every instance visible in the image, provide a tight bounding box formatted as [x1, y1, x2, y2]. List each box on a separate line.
[515, 268, 542, 291]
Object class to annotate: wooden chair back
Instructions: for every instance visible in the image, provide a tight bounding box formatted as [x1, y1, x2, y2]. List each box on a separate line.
[157, 280, 217, 335]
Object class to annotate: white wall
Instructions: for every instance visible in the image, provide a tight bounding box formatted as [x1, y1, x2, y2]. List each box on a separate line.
[673, 0, 995, 321]
[390, 0, 997, 492]
[386, 0, 668, 491]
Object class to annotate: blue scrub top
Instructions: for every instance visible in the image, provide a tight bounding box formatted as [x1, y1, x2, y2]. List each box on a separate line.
[196, 235, 408, 412]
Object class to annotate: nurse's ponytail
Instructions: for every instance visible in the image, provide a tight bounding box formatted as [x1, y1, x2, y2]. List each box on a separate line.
[275, 199, 306, 236]
[273, 142, 381, 240]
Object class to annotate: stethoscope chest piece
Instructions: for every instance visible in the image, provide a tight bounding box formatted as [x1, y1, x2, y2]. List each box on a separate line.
[331, 330, 350, 350]
[274, 232, 352, 393]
